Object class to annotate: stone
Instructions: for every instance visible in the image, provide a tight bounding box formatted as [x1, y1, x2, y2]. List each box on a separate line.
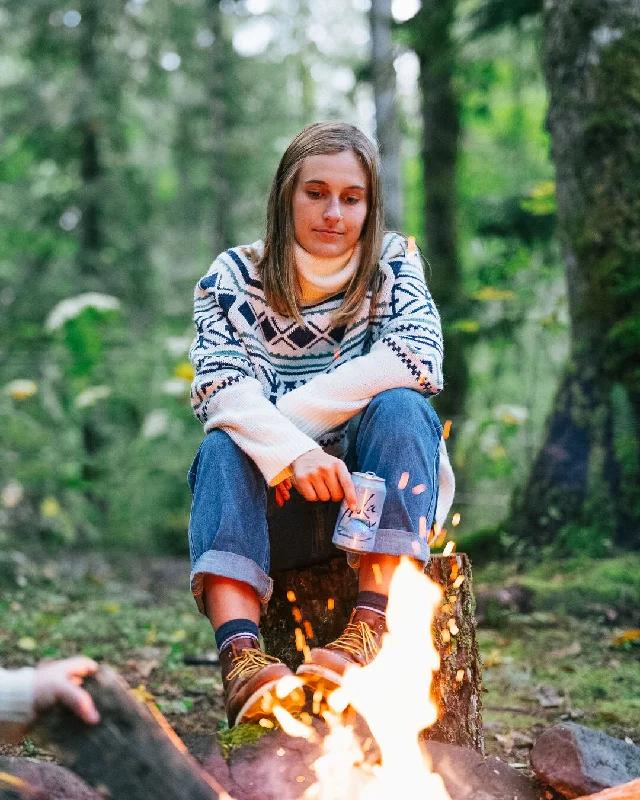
[0, 756, 100, 800]
[191, 727, 541, 800]
[530, 723, 640, 797]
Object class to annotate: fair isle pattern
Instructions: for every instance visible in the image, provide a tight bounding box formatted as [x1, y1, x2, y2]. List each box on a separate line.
[190, 232, 444, 454]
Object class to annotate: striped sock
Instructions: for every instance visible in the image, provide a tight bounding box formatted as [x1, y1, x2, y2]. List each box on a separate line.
[356, 590, 388, 616]
[215, 618, 260, 653]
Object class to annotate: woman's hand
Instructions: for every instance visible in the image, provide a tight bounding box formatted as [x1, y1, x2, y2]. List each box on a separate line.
[33, 657, 100, 724]
[291, 450, 357, 510]
[275, 477, 293, 507]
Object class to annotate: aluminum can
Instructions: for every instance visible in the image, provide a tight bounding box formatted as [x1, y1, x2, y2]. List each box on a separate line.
[332, 471, 387, 554]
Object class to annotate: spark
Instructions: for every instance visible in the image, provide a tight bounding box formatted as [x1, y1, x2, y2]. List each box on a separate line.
[455, 669, 465, 682]
[273, 706, 313, 739]
[452, 575, 465, 589]
[295, 627, 306, 651]
[441, 629, 451, 644]
[449, 562, 459, 581]
[412, 484, 426, 495]
[293, 606, 302, 622]
[277, 748, 286, 756]
[397, 471, 410, 490]
[304, 620, 314, 639]
[287, 590, 297, 603]
[452, 513, 461, 526]
[447, 619, 459, 636]
[442, 420, 452, 440]
[372, 563, 383, 586]
[276, 674, 304, 699]
[259, 718, 274, 728]
[327, 597, 335, 611]
[419, 516, 428, 538]
[442, 541, 455, 557]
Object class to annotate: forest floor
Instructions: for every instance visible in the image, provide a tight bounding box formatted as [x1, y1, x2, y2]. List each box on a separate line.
[1, 548, 639, 778]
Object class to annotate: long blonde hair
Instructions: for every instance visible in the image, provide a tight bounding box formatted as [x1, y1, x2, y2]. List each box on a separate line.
[259, 121, 384, 327]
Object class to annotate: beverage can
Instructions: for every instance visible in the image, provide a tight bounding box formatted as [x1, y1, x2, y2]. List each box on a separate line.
[332, 471, 387, 554]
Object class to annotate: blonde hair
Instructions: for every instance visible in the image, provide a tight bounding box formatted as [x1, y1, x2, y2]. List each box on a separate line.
[259, 121, 384, 327]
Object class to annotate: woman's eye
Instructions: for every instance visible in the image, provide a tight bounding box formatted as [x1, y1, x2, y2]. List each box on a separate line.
[307, 190, 322, 199]
[345, 196, 361, 205]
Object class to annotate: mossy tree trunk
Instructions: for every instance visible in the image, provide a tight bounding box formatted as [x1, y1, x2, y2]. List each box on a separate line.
[408, 2, 469, 439]
[262, 554, 483, 752]
[515, 0, 640, 549]
[370, 0, 403, 231]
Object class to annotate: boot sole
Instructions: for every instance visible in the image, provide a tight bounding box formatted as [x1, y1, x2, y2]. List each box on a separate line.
[296, 663, 345, 696]
[232, 677, 306, 728]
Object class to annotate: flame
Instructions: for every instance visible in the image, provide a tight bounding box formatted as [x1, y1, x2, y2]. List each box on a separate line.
[304, 558, 451, 799]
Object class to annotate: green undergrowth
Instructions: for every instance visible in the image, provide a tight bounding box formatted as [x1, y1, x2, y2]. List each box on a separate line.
[217, 722, 275, 759]
[0, 548, 638, 767]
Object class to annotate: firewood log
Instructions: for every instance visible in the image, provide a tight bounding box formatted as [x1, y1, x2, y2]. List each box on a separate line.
[575, 778, 640, 800]
[28, 666, 225, 800]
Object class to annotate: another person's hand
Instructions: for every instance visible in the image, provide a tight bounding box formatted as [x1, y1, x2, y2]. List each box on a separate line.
[33, 657, 100, 724]
[292, 450, 357, 510]
[275, 476, 293, 507]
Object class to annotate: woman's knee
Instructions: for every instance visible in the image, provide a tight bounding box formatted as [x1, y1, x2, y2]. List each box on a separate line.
[367, 389, 442, 435]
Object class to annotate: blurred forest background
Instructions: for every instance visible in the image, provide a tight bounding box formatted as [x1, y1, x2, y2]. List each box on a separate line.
[1, 0, 638, 561]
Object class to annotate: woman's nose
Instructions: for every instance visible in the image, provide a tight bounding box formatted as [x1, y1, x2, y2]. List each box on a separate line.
[323, 196, 342, 221]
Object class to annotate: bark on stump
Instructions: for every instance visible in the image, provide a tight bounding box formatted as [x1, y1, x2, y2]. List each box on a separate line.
[26, 666, 222, 800]
[262, 553, 483, 753]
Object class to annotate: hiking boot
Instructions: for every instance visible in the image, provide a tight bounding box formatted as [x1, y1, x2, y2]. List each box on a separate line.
[220, 637, 305, 727]
[296, 607, 387, 693]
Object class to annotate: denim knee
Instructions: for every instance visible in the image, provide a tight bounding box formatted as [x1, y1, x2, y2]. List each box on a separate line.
[364, 388, 442, 440]
[188, 429, 246, 493]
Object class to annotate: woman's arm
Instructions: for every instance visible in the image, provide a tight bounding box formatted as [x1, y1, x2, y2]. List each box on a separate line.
[276, 236, 443, 440]
[190, 266, 320, 486]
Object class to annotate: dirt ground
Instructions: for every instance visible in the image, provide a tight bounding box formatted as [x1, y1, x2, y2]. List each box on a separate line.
[1, 550, 638, 776]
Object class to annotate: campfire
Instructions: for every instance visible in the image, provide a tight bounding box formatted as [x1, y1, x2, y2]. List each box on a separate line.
[269, 558, 451, 800]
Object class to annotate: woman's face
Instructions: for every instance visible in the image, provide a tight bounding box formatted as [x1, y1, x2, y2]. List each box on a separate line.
[292, 150, 369, 259]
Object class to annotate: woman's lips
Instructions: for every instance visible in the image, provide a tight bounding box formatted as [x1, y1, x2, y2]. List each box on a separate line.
[314, 229, 343, 237]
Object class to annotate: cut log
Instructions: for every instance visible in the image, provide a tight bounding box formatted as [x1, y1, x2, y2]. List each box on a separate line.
[262, 553, 483, 752]
[27, 666, 224, 800]
[575, 779, 640, 800]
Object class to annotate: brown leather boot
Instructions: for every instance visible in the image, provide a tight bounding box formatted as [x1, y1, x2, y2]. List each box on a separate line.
[296, 607, 387, 693]
[220, 637, 305, 727]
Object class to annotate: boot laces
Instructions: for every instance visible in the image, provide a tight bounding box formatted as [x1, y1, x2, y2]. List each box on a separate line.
[226, 648, 281, 682]
[327, 621, 380, 664]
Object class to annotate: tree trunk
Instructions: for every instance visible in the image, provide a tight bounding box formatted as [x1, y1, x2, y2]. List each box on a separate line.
[370, 0, 403, 231]
[411, 1, 469, 435]
[262, 554, 483, 752]
[27, 667, 222, 800]
[515, 0, 640, 548]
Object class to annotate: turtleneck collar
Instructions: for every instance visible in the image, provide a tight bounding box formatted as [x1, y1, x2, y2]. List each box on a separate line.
[294, 241, 361, 306]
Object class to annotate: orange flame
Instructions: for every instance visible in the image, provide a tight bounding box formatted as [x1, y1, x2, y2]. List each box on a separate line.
[304, 558, 451, 799]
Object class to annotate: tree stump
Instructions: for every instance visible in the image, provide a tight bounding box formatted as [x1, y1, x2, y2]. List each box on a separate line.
[26, 667, 223, 800]
[262, 553, 483, 753]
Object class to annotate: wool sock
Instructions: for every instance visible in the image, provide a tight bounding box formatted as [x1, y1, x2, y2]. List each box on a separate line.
[215, 618, 260, 653]
[356, 590, 388, 616]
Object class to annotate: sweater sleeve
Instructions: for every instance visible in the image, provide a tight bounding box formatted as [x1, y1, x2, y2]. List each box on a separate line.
[0, 667, 35, 743]
[189, 265, 320, 486]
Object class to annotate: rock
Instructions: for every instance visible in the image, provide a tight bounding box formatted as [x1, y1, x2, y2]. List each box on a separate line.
[188, 726, 540, 800]
[531, 723, 640, 797]
[422, 741, 541, 800]
[0, 756, 100, 800]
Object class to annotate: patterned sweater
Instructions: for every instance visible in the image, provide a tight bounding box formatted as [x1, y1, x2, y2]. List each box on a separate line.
[189, 232, 455, 525]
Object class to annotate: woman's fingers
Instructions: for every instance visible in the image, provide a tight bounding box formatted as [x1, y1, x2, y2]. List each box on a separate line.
[322, 468, 346, 503]
[295, 475, 319, 502]
[337, 461, 357, 511]
[309, 472, 332, 503]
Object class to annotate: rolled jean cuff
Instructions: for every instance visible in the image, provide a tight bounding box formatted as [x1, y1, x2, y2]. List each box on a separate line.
[190, 551, 274, 615]
[371, 528, 430, 565]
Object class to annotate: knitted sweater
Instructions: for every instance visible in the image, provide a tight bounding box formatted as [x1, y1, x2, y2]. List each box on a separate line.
[189, 232, 455, 525]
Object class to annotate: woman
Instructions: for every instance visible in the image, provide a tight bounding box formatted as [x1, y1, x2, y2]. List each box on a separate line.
[188, 122, 454, 727]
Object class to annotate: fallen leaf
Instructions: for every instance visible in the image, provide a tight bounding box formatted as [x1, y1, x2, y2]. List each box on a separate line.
[612, 629, 640, 646]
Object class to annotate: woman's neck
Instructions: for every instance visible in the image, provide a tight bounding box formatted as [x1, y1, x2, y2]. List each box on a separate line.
[294, 241, 361, 306]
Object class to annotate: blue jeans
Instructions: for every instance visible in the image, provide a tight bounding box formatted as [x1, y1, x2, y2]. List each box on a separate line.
[188, 388, 442, 614]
